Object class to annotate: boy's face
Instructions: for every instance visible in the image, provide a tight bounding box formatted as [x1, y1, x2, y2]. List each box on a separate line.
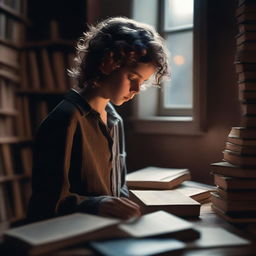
[99, 63, 156, 106]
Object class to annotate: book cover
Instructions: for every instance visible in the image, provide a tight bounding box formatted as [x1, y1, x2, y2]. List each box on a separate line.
[126, 166, 190, 189]
[214, 173, 256, 190]
[129, 190, 200, 218]
[211, 161, 256, 178]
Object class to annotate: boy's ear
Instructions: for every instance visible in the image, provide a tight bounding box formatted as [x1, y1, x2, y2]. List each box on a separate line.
[100, 52, 120, 75]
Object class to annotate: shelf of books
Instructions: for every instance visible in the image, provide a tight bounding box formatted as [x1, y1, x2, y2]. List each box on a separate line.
[211, 0, 256, 224]
[0, 0, 34, 232]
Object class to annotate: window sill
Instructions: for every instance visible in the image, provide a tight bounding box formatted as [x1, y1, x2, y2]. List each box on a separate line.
[129, 116, 205, 135]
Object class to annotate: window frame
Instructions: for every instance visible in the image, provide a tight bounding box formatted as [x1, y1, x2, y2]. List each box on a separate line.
[130, 0, 207, 135]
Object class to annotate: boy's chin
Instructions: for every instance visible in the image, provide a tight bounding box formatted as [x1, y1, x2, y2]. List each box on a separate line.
[110, 99, 126, 106]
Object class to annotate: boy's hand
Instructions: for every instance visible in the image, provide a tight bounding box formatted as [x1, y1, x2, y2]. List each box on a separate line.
[98, 197, 141, 220]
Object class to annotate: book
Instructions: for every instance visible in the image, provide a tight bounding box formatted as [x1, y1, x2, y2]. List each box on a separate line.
[227, 136, 256, 146]
[187, 226, 250, 248]
[129, 190, 201, 218]
[40, 48, 55, 90]
[217, 187, 256, 201]
[239, 89, 256, 101]
[226, 142, 256, 155]
[237, 42, 256, 51]
[239, 23, 256, 33]
[3, 211, 199, 256]
[52, 50, 68, 91]
[223, 149, 256, 167]
[212, 204, 256, 223]
[242, 115, 256, 127]
[236, 50, 256, 64]
[236, 1, 256, 16]
[214, 174, 256, 190]
[241, 103, 256, 115]
[236, 32, 256, 45]
[236, 63, 256, 73]
[211, 192, 256, 212]
[28, 50, 41, 90]
[126, 166, 190, 189]
[237, 12, 256, 24]
[228, 126, 256, 139]
[90, 238, 185, 256]
[91, 226, 250, 255]
[174, 181, 216, 203]
[211, 161, 256, 178]
[238, 71, 256, 82]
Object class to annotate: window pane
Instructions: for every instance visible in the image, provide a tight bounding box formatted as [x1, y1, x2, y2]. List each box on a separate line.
[164, 0, 194, 30]
[164, 31, 193, 108]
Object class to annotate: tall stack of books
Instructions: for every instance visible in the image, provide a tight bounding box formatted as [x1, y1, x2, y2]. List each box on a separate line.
[211, 0, 256, 223]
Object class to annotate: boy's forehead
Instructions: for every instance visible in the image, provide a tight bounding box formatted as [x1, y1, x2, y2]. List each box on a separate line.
[126, 63, 156, 79]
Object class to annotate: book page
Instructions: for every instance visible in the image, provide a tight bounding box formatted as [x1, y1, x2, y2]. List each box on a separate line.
[130, 190, 200, 206]
[126, 167, 188, 182]
[4, 213, 119, 246]
[119, 211, 193, 237]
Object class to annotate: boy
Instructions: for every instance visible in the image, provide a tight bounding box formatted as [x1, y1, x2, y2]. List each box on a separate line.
[27, 17, 169, 222]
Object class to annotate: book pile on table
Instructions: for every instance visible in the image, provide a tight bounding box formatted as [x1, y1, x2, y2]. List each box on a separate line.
[126, 166, 216, 218]
[210, 0, 256, 223]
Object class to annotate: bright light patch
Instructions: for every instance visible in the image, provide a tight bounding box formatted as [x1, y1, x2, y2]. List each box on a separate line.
[173, 55, 185, 65]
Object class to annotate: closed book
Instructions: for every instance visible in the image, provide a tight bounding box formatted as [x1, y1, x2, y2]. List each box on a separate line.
[227, 136, 256, 146]
[3, 211, 199, 255]
[217, 187, 256, 201]
[239, 89, 256, 101]
[241, 103, 256, 115]
[211, 192, 256, 212]
[236, 63, 256, 73]
[241, 115, 256, 128]
[214, 174, 256, 190]
[236, 2, 256, 17]
[226, 142, 256, 155]
[228, 126, 256, 139]
[239, 23, 256, 33]
[174, 181, 216, 203]
[236, 32, 256, 45]
[236, 50, 256, 64]
[223, 149, 256, 167]
[239, 81, 256, 91]
[237, 12, 256, 23]
[237, 42, 256, 51]
[129, 190, 201, 218]
[126, 166, 190, 189]
[212, 205, 256, 223]
[238, 71, 256, 82]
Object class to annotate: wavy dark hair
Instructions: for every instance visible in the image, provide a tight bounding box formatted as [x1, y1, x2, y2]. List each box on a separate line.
[69, 16, 170, 89]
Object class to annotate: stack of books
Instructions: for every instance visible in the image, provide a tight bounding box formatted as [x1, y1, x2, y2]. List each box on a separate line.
[126, 166, 216, 218]
[211, 0, 256, 223]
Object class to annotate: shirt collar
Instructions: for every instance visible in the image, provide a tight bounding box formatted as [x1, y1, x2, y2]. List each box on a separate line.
[64, 89, 121, 122]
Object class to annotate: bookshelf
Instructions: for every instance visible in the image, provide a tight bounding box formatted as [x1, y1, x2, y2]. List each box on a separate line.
[0, 0, 32, 230]
[0, 0, 80, 233]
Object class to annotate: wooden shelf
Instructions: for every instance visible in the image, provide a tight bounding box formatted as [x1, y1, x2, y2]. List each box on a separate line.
[0, 3, 29, 24]
[17, 89, 67, 95]
[0, 174, 29, 183]
[0, 70, 20, 84]
[0, 137, 32, 144]
[24, 39, 75, 49]
[0, 109, 18, 116]
[0, 38, 22, 50]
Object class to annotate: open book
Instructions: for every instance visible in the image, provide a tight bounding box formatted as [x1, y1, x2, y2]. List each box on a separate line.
[129, 190, 201, 218]
[126, 166, 190, 189]
[3, 211, 199, 256]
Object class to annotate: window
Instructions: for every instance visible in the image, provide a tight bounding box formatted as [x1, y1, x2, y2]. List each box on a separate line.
[131, 0, 206, 134]
[160, 0, 194, 116]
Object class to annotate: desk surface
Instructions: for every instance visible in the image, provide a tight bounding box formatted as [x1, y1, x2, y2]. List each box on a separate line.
[1, 204, 255, 256]
[47, 204, 256, 256]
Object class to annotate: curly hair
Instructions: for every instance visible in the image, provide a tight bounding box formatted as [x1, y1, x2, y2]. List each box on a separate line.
[68, 16, 170, 90]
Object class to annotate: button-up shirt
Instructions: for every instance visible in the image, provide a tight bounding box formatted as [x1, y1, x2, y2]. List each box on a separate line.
[27, 89, 128, 222]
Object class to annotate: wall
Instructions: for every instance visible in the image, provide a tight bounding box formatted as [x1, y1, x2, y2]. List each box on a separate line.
[87, 0, 241, 184]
